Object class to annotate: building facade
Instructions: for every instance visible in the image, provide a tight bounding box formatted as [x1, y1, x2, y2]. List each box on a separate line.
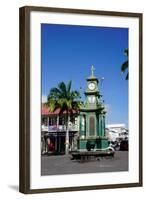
[106, 124, 128, 142]
[41, 107, 79, 154]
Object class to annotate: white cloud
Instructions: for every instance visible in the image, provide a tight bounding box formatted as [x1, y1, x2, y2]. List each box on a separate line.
[42, 95, 47, 103]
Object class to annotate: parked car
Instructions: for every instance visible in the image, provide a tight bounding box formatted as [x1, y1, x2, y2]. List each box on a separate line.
[109, 141, 120, 151]
[120, 140, 128, 151]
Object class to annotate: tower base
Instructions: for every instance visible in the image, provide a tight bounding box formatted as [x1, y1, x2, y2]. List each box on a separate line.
[78, 137, 109, 151]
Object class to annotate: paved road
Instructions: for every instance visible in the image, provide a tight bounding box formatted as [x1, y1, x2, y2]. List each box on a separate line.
[41, 151, 128, 176]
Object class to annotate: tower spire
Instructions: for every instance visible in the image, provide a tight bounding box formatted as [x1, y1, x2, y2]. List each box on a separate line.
[91, 65, 95, 77]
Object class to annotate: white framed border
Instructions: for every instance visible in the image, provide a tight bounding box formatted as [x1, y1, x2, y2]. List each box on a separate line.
[28, 9, 141, 190]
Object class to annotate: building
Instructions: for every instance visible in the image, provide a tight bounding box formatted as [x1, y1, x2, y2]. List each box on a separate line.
[106, 124, 128, 142]
[41, 106, 79, 154]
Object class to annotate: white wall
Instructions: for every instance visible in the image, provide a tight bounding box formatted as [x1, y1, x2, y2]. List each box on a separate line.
[0, 0, 145, 199]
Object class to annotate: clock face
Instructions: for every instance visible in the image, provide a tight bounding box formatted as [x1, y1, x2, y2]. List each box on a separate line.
[88, 82, 95, 90]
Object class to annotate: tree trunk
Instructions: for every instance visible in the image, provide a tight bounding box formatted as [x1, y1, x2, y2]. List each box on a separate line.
[65, 116, 70, 155]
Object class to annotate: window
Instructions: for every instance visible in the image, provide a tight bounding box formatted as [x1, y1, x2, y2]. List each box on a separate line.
[49, 117, 57, 126]
[89, 116, 95, 136]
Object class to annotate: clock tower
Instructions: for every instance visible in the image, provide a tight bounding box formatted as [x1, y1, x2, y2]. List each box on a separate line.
[78, 66, 109, 150]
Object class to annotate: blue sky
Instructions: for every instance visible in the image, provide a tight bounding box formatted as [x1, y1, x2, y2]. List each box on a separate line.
[41, 24, 128, 127]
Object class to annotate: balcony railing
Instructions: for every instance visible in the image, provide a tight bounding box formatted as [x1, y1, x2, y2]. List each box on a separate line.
[42, 124, 79, 132]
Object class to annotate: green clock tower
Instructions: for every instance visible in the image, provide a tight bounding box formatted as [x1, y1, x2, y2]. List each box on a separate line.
[78, 66, 109, 151]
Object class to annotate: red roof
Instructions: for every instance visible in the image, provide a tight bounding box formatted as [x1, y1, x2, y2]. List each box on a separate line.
[42, 105, 78, 116]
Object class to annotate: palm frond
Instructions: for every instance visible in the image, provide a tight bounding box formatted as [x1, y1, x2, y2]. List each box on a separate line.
[47, 99, 58, 112]
[58, 82, 67, 97]
[73, 90, 80, 98]
[49, 87, 62, 95]
[72, 101, 82, 110]
[121, 61, 128, 73]
[46, 80, 82, 115]
[124, 48, 128, 56]
[126, 73, 128, 80]
[67, 80, 72, 93]
[121, 48, 129, 80]
[66, 100, 72, 109]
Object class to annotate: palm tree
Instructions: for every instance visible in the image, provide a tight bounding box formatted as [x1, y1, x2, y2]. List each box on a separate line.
[121, 48, 128, 80]
[46, 80, 81, 154]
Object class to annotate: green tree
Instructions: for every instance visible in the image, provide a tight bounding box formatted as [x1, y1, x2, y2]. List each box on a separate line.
[46, 80, 81, 154]
[121, 48, 128, 80]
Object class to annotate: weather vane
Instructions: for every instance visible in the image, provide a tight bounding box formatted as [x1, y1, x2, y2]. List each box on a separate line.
[91, 65, 95, 76]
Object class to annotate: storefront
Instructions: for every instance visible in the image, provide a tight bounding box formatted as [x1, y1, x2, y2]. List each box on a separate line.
[41, 106, 79, 154]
